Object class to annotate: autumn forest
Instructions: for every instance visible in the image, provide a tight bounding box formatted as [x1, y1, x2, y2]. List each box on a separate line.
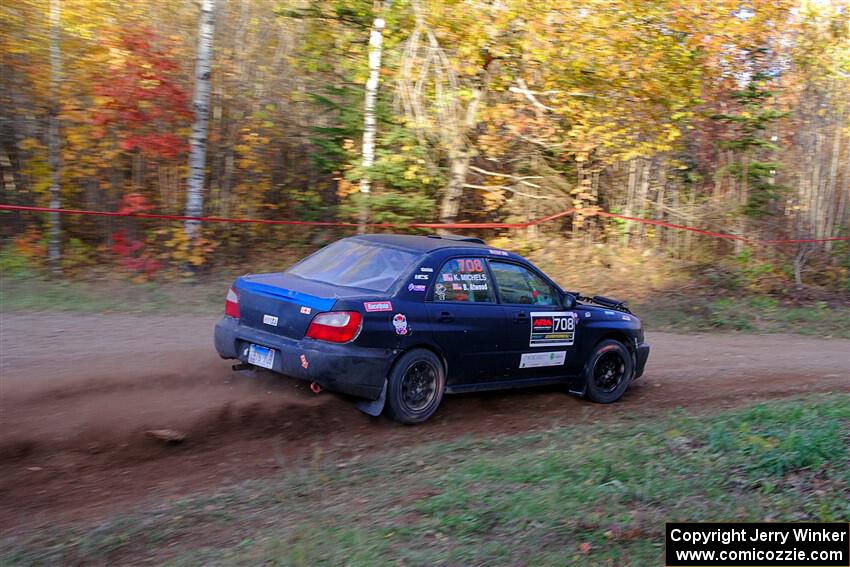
[1, 0, 848, 290]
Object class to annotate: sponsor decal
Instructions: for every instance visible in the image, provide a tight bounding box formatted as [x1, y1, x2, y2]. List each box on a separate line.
[419, 267, 434, 272]
[441, 273, 454, 282]
[621, 315, 631, 321]
[604, 310, 615, 315]
[263, 314, 279, 326]
[392, 313, 409, 336]
[520, 351, 566, 368]
[452, 283, 463, 290]
[584, 311, 591, 318]
[435, 283, 447, 301]
[489, 249, 509, 256]
[530, 311, 576, 347]
[414, 274, 429, 280]
[408, 283, 426, 292]
[300, 354, 309, 369]
[363, 301, 393, 312]
[299, 306, 311, 315]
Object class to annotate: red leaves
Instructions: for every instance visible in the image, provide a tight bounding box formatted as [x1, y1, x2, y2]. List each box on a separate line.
[111, 195, 161, 277]
[91, 28, 191, 160]
[117, 193, 154, 215]
[118, 133, 187, 159]
[111, 229, 161, 277]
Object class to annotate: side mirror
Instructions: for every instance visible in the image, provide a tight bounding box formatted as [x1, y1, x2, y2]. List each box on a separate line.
[562, 293, 576, 309]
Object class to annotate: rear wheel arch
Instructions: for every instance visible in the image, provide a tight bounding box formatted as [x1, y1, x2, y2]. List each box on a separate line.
[393, 343, 449, 379]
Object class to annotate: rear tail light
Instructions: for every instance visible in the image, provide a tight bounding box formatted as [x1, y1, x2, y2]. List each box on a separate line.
[224, 287, 240, 318]
[305, 311, 362, 343]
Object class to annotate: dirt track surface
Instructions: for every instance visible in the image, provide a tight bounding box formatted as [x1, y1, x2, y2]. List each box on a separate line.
[1, 313, 848, 533]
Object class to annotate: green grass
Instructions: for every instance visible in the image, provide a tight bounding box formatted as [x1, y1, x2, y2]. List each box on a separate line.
[3, 395, 848, 566]
[642, 296, 850, 338]
[0, 275, 227, 315]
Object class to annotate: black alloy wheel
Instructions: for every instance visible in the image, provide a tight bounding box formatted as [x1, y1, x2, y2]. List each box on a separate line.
[584, 339, 634, 403]
[386, 348, 446, 424]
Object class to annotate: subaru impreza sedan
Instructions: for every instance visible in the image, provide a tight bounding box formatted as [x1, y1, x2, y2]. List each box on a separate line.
[215, 234, 650, 424]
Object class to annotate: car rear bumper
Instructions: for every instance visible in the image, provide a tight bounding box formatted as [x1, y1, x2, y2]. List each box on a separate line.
[633, 342, 650, 379]
[214, 316, 393, 400]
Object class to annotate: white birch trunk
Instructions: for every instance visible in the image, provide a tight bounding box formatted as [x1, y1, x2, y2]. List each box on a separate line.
[184, 0, 217, 240]
[48, 0, 62, 272]
[358, 7, 387, 233]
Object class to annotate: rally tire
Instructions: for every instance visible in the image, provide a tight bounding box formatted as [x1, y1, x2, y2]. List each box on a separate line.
[584, 339, 633, 404]
[385, 349, 445, 424]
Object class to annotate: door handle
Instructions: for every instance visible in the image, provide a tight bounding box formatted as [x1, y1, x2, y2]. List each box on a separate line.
[438, 311, 454, 322]
[513, 312, 528, 323]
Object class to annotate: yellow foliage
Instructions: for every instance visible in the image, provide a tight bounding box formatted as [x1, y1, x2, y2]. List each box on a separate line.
[336, 176, 357, 198]
[482, 187, 505, 211]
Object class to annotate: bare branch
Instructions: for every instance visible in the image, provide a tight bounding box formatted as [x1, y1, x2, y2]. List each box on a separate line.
[509, 78, 555, 112]
[463, 184, 556, 200]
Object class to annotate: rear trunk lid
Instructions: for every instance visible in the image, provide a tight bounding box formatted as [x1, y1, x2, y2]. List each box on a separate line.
[234, 273, 336, 340]
[234, 272, 368, 340]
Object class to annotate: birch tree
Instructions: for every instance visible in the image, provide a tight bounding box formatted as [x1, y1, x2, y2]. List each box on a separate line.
[358, 1, 389, 232]
[48, 0, 61, 272]
[184, 0, 217, 240]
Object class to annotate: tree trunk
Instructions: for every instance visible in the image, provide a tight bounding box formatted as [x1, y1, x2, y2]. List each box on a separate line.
[822, 117, 842, 253]
[623, 158, 638, 247]
[48, 0, 62, 273]
[735, 152, 748, 254]
[438, 71, 487, 226]
[358, 3, 388, 233]
[684, 187, 696, 256]
[636, 158, 650, 245]
[655, 161, 667, 249]
[439, 146, 471, 226]
[184, 0, 217, 240]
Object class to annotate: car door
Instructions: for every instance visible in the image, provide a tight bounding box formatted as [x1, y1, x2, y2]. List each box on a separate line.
[425, 256, 506, 385]
[489, 260, 578, 380]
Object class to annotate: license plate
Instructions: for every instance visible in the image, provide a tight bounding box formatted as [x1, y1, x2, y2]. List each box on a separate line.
[248, 344, 275, 369]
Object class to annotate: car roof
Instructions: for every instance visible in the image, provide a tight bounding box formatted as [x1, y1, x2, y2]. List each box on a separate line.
[350, 233, 494, 253]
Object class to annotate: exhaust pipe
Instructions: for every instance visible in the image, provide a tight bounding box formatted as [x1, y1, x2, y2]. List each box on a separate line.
[309, 382, 322, 394]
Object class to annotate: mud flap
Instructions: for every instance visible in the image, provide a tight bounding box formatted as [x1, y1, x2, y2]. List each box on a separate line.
[568, 363, 589, 397]
[355, 379, 387, 417]
[568, 378, 587, 397]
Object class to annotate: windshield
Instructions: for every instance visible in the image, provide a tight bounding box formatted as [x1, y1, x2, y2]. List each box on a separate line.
[287, 240, 419, 292]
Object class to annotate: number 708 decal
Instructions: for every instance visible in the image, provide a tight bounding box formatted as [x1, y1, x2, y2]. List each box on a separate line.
[530, 312, 576, 347]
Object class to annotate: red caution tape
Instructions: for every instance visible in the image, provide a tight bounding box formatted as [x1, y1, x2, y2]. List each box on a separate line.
[1, 203, 847, 245]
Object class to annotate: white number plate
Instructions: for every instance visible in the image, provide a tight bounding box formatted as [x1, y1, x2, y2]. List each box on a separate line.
[248, 344, 275, 369]
[529, 311, 576, 347]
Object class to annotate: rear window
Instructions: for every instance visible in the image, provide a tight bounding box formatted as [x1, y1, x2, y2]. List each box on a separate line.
[287, 240, 418, 292]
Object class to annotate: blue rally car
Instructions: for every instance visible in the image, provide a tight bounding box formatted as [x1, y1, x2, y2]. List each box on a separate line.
[215, 234, 650, 424]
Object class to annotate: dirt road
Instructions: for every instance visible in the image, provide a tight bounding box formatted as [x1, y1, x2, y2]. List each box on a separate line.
[1, 313, 848, 533]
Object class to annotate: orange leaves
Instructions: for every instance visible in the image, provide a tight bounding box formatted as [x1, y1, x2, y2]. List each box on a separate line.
[13, 229, 48, 261]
